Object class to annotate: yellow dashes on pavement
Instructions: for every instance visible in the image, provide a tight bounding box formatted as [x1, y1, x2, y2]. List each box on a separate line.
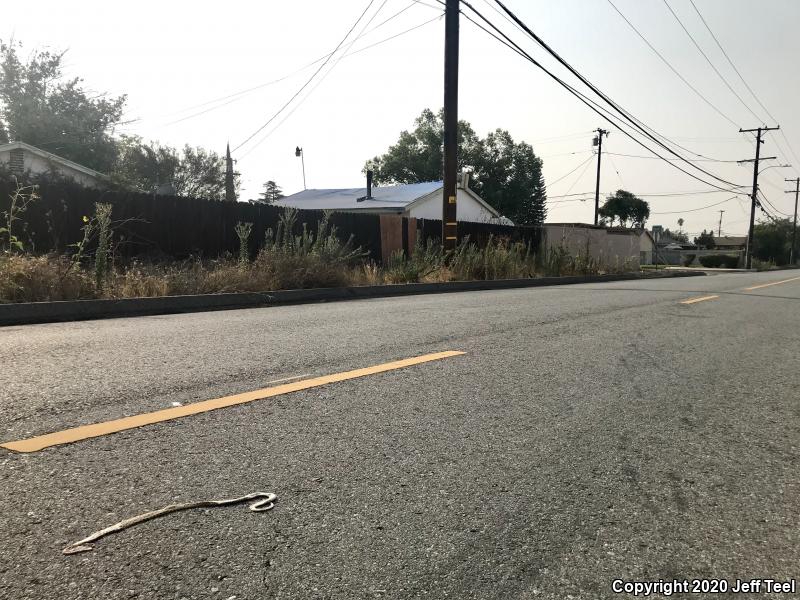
[743, 276, 800, 291]
[680, 295, 719, 305]
[1, 351, 465, 453]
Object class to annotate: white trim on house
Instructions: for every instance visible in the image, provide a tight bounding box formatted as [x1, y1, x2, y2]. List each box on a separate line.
[0, 141, 109, 181]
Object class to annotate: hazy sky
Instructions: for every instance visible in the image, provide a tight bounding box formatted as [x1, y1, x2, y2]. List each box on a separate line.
[5, 0, 800, 235]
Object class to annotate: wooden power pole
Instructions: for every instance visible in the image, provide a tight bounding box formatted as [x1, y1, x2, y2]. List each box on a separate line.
[442, 0, 460, 250]
[593, 128, 609, 225]
[787, 177, 800, 264]
[739, 126, 779, 269]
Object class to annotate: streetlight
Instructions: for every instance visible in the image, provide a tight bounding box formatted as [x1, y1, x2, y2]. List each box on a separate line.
[758, 163, 791, 176]
[295, 146, 306, 190]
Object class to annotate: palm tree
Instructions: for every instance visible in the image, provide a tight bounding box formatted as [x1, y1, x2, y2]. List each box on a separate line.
[677, 218, 684, 232]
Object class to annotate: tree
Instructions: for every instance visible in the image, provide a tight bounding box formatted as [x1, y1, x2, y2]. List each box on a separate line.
[694, 230, 716, 249]
[753, 218, 792, 265]
[365, 108, 547, 225]
[662, 228, 689, 243]
[256, 180, 284, 204]
[677, 218, 684, 230]
[0, 40, 126, 174]
[598, 189, 649, 227]
[112, 137, 236, 200]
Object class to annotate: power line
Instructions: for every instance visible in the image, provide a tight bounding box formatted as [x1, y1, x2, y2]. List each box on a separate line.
[687, 0, 773, 123]
[463, 0, 746, 193]
[758, 189, 791, 217]
[687, 0, 800, 173]
[561, 155, 595, 198]
[605, 152, 740, 163]
[237, 12, 444, 159]
[605, 0, 739, 129]
[650, 196, 737, 215]
[662, 0, 761, 123]
[155, 1, 434, 127]
[489, 0, 744, 185]
[547, 154, 595, 187]
[232, 0, 378, 153]
[607, 152, 625, 188]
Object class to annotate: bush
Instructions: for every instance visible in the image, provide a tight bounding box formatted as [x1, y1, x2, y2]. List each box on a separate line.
[699, 255, 724, 268]
[383, 239, 443, 284]
[720, 255, 740, 268]
[683, 254, 696, 267]
[251, 209, 367, 289]
[699, 254, 739, 268]
[0, 254, 94, 302]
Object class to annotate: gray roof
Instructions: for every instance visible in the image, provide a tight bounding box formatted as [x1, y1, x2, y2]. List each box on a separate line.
[714, 236, 747, 247]
[275, 181, 443, 211]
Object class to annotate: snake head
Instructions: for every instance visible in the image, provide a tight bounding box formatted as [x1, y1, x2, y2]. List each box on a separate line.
[63, 544, 94, 555]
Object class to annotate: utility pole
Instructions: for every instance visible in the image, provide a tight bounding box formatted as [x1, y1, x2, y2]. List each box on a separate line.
[442, 0, 459, 251]
[787, 177, 799, 264]
[739, 126, 779, 269]
[717, 210, 725, 237]
[593, 128, 609, 225]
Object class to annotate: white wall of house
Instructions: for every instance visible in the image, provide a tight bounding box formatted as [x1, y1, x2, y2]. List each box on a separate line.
[639, 231, 655, 265]
[0, 147, 104, 189]
[407, 188, 500, 223]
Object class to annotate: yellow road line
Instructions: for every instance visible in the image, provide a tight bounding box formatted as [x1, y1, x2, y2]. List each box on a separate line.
[743, 275, 800, 291]
[1, 351, 465, 454]
[680, 295, 719, 305]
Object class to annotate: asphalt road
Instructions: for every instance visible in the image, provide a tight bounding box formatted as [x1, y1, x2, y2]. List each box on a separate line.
[1, 271, 798, 599]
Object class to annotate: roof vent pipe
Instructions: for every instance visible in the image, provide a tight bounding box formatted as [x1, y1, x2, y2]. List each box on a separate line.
[366, 169, 373, 200]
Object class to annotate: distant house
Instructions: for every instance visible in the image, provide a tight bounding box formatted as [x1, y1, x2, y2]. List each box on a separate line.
[0, 141, 108, 189]
[638, 228, 656, 265]
[275, 172, 511, 225]
[713, 236, 747, 251]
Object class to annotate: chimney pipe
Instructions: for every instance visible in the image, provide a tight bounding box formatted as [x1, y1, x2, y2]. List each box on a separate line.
[366, 170, 373, 200]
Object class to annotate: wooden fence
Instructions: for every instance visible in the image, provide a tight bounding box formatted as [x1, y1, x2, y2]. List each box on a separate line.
[0, 178, 544, 263]
[0, 180, 383, 261]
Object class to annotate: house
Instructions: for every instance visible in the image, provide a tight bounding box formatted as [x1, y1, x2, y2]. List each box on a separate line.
[275, 172, 511, 225]
[638, 229, 656, 265]
[0, 141, 108, 189]
[713, 236, 747, 251]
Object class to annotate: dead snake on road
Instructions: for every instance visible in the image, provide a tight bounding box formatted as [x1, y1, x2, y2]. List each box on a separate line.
[62, 491, 277, 555]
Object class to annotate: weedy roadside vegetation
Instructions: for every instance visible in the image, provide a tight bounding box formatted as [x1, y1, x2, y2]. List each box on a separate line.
[0, 196, 642, 303]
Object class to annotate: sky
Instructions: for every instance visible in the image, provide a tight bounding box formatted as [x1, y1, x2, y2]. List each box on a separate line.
[5, 0, 800, 237]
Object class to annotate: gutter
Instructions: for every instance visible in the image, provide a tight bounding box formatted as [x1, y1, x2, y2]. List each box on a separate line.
[0, 270, 705, 327]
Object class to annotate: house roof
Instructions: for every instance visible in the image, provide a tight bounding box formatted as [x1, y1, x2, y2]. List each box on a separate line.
[276, 181, 443, 211]
[276, 180, 503, 220]
[713, 235, 747, 247]
[0, 141, 108, 180]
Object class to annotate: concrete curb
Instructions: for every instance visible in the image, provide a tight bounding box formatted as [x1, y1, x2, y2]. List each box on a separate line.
[0, 270, 706, 327]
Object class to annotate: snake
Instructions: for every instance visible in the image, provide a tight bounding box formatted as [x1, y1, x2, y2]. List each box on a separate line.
[62, 491, 277, 555]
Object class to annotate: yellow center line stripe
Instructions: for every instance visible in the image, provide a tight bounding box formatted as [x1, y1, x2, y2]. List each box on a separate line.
[680, 295, 719, 305]
[743, 275, 800, 291]
[1, 351, 465, 454]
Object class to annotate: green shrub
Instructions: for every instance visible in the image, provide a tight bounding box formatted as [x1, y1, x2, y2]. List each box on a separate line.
[699, 254, 724, 268]
[683, 254, 696, 267]
[698, 254, 740, 268]
[720, 255, 740, 268]
[252, 209, 367, 289]
[383, 238, 443, 284]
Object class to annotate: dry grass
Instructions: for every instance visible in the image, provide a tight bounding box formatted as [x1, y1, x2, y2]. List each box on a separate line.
[0, 239, 641, 304]
[0, 255, 94, 303]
